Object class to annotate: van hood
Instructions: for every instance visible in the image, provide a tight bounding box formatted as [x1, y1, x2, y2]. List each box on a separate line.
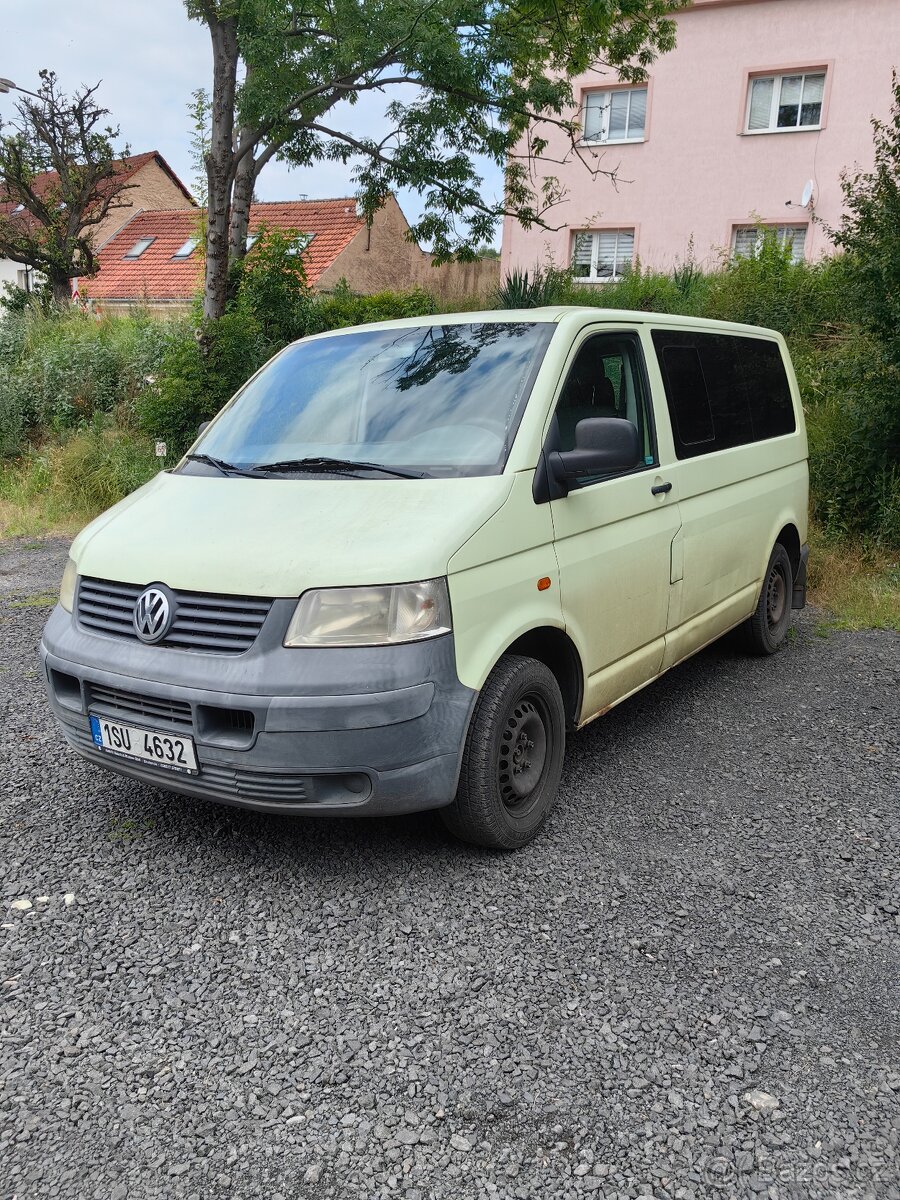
[70, 470, 513, 596]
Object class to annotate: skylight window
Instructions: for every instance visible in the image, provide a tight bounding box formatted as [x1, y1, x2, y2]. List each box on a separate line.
[286, 232, 315, 255]
[124, 237, 155, 259]
[172, 237, 198, 260]
[13, 203, 25, 213]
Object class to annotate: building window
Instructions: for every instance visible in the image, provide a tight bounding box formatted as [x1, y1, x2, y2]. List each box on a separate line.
[573, 230, 635, 282]
[582, 88, 647, 144]
[286, 232, 315, 255]
[172, 238, 198, 260]
[746, 71, 825, 133]
[123, 237, 155, 259]
[732, 224, 807, 264]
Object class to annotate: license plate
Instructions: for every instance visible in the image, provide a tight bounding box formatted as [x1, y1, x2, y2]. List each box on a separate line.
[89, 715, 198, 774]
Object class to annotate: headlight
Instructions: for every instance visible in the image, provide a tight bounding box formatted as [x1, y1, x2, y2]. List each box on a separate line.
[59, 557, 78, 613]
[284, 579, 452, 647]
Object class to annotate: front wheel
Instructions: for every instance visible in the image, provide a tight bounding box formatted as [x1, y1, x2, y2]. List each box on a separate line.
[742, 543, 793, 655]
[441, 654, 566, 850]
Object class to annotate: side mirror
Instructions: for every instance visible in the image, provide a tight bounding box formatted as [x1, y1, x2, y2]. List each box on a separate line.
[197, 420, 210, 436]
[549, 417, 641, 493]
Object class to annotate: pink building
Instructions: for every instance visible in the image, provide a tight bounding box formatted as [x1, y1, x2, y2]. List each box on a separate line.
[501, 0, 900, 280]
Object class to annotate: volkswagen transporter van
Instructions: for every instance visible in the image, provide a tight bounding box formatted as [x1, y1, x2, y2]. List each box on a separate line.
[41, 309, 809, 848]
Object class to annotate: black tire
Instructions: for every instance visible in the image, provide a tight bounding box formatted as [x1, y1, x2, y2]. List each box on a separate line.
[441, 654, 566, 850]
[742, 543, 793, 655]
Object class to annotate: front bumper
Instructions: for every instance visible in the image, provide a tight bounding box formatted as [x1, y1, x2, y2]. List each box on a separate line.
[41, 602, 477, 816]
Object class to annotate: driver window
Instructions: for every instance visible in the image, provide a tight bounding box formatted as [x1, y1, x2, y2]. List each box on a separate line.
[555, 335, 655, 467]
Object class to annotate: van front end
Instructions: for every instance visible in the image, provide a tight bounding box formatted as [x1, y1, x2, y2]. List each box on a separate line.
[41, 571, 477, 816]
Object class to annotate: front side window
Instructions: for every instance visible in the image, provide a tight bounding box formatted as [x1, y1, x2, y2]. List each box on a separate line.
[572, 230, 635, 282]
[746, 71, 825, 132]
[733, 224, 807, 264]
[190, 322, 555, 479]
[552, 334, 655, 481]
[582, 87, 648, 144]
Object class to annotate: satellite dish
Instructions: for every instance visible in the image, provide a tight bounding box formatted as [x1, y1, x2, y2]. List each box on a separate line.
[801, 180, 814, 208]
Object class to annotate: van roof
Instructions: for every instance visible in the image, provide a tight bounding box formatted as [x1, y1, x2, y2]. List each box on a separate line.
[301, 306, 784, 342]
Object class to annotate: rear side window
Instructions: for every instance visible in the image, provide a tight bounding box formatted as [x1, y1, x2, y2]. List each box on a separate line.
[652, 331, 795, 459]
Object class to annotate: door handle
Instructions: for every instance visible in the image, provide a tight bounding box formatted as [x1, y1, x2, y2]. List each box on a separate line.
[651, 482, 673, 495]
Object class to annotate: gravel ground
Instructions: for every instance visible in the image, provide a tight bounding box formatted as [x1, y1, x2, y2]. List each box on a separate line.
[1, 536, 898, 1200]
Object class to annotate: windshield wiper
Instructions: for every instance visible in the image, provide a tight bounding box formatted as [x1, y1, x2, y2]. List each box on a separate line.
[184, 453, 261, 478]
[251, 456, 430, 479]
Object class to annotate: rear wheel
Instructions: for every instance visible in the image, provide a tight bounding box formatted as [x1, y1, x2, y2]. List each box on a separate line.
[441, 654, 565, 849]
[742, 543, 793, 655]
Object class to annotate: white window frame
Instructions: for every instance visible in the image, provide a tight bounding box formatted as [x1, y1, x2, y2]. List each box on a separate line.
[744, 70, 826, 134]
[732, 224, 808, 264]
[572, 229, 636, 283]
[581, 87, 648, 145]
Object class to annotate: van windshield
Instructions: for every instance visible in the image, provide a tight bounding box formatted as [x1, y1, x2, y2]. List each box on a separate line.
[186, 321, 554, 479]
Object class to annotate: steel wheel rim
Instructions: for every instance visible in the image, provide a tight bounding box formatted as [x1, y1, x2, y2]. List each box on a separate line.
[766, 564, 787, 630]
[498, 694, 550, 817]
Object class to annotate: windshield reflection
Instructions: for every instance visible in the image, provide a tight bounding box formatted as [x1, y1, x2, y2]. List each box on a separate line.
[188, 322, 554, 479]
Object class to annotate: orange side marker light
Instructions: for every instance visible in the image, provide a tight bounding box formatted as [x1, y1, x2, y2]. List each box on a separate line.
[537, 577, 552, 591]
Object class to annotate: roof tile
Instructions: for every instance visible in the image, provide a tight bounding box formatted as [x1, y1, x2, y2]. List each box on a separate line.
[84, 200, 366, 300]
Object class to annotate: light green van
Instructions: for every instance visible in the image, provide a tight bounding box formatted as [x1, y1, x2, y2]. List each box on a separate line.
[42, 308, 808, 848]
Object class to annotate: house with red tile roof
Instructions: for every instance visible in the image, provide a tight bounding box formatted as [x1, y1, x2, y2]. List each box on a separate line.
[0, 150, 195, 295]
[84, 194, 498, 309]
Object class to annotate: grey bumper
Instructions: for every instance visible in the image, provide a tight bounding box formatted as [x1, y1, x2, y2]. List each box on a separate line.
[40, 602, 477, 816]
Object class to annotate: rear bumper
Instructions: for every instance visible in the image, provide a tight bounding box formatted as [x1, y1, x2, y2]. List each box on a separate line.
[41, 603, 477, 816]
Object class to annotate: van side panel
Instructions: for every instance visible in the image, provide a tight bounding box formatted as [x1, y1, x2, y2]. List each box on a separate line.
[643, 327, 808, 666]
[661, 452, 808, 659]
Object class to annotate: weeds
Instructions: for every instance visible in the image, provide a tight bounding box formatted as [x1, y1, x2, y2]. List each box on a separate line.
[807, 527, 900, 631]
[10, 593, 58, 608]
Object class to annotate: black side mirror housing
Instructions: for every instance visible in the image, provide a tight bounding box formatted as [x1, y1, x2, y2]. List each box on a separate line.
[549, 417, 642, 494]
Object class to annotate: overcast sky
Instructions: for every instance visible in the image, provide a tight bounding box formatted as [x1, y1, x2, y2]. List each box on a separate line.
[1, 0, 505, 244]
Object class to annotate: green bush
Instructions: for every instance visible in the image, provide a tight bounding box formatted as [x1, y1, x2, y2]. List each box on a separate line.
[831, 73, 900, 355]
[231, 224, 313, 347]
[494, 267, 571, 308]
[136, 311, 269, 459]
[0, 366, 26, 458]
[303, 281, 438, 334]
[803, 337, 900, 544]
[0, 307, 189, 456]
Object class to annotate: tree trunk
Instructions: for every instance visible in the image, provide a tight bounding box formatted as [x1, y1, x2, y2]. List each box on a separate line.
[50, 274, 72, 308]
[203, 14, 239, 323]
[228, 136, 256, 265]
[229, 139, 281, 263]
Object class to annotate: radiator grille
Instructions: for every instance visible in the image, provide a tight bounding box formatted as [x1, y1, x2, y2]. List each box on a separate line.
[76, 577, 272, 654]
[88, 683, 194, 731]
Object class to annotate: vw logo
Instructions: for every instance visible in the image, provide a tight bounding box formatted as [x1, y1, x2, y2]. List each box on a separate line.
[133, 585, 174, 644]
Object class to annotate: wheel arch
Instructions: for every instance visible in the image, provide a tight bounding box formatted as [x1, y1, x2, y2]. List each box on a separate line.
[501, 626, 584, 730]
[774, 522, 802, 577]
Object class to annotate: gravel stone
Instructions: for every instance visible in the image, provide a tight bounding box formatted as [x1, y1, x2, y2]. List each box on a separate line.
[743, 1090, 780, 1113]
[1, 536, 898, 1199]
